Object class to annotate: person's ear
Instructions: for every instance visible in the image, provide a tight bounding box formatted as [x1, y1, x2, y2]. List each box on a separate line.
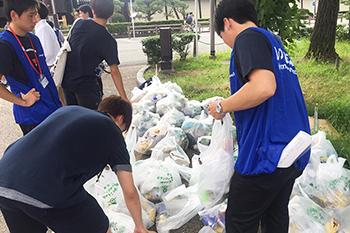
[223, 18, 232, 31]
[10, 10, 19, 21]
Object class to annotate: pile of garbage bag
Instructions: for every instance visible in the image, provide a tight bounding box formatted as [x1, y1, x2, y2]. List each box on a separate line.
[289, 130, 350, 233]
[83, 77, 350, 233]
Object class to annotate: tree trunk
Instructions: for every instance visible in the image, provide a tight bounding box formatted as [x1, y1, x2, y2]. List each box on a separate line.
[305, 0, 340, 62]
[121, 3, 130, 22]
[198, 0, 202, 18]
[173, 7, 180, 19]
[165, 5, 168, 20]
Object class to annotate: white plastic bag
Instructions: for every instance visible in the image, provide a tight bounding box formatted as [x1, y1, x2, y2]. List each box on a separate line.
[181, 100, 203, 118]
[151, 135, 190, 166]
[288, 195, 335, 233]
[159, 107, 185, 128]
[107, 211, 135, 233]
[125, 125, 137, 164]
[133, 157, 182, 202]
[84, 167, 121, 209]
[134, 123, 169, 155]
[181, 116, 211, 149]
[192, 114, 237, 208]
[156, 184, 204, 233]
[132, 110, 160, 137]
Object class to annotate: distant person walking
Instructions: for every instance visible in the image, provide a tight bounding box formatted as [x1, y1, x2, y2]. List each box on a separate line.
[34, 2, 60, 68]
[185, 12, 193, 25]
[62, 0, 129, 110]
[78, 4, 93, 19]
[46, 20, 65, 47]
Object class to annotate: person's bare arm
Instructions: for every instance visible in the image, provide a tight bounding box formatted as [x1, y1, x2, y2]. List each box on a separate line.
[109, 64, 129, 103]
[208, 68, 276, 120]
[0, 76, 40, 107]
[116, 170, 155, 233]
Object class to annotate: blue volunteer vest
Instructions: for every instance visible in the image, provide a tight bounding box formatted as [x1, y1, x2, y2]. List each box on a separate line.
[229, 27, 310, 175]
[0, 31, 61, 125]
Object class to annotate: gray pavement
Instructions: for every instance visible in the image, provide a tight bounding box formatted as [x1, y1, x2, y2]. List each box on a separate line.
[0, 32, 230, 233]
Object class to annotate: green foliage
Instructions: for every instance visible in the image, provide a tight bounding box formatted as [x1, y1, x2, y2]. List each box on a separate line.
[336, 24, 350, 41]
[294, 24, 350, 42]
[0, 28, 4, 33]
[171, 33, 195, 60]
[111, 13, 126, 23]
[253, 0, 312, 45]
[113, 0, 124, 13]
[295, 27, 314, 39]
[106, 23, 128, 35]
[160, 0, 189, 19]
[141, 36, 161, 65]
[171, 0, 189, 19]
[134, 0, 163, 21]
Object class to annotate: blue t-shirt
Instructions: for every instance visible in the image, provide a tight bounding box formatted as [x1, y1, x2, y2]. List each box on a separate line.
[230, 27, 310, 175]
[0, 106, 131, 208]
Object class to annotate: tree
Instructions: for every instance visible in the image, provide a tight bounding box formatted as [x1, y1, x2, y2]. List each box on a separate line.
[251, 0, 311, 44]
[305, 0, 340, 62]
[134, 0, 163, 21]
[161, 0, 188, 20]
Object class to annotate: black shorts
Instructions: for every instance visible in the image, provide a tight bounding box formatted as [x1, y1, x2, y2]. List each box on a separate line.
[0, 193, 109, 233]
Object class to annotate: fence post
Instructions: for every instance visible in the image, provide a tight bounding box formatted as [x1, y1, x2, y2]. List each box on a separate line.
[127, 26, 131, 39]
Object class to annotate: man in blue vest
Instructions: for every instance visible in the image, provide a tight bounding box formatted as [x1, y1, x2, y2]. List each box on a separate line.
[0, 0, 61, 135]
[207, 0, 310, 232]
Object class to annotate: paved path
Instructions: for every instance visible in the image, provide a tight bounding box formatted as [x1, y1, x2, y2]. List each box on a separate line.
[0, 32, 229, 233]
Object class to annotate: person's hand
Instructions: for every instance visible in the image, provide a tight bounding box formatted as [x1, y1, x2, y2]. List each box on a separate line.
[133, 226, 156, 233]
[20, 88, 40, 107]
[208, 99, 226, 120]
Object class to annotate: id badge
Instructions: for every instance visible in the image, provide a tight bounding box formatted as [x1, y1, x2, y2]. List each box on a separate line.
[39, 73, 49, 88]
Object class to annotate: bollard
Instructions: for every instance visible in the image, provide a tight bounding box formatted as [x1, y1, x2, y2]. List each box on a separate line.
[160, 28, 173, 72]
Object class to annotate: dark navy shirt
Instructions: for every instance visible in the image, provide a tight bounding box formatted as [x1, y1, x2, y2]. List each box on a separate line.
[0, 106, 130, 208]
[62, 19, 120, 93]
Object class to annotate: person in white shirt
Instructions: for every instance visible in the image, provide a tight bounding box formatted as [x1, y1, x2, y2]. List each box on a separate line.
[34, 2, 60, 68]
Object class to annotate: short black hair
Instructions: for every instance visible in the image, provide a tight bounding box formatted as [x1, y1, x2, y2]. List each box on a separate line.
[78, 4, 93, 18]
[214, 0, 258, 36]
[98, 95, 132, 132]
[37, 2, 49, 20]
[90, 0, 114, 20]
[4, 0, 39, 22]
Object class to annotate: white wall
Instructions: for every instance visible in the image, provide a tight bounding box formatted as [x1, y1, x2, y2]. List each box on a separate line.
[135, 0, 349, 21]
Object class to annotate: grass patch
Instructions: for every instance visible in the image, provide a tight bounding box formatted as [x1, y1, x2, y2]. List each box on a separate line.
[144, 39, 350, 168]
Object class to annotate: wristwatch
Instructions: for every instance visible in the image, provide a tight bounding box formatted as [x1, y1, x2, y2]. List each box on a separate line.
[216, 100, 224, 114]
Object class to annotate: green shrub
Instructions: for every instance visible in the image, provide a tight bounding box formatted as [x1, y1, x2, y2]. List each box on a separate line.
[295, 27, 314, 39]
[0, 28, 4, 33]
[171, 33, 195, 60]
[106, 22, 129, 35]
[106, 19, 184, 35]
[111, 13, 126, 23]
[141, 36, 161, 66]
[142, 33, 196, 65]
[336, 24, 349, 42]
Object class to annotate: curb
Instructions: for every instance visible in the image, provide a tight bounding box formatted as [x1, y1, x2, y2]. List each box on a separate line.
[136, 65, 151, 85]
